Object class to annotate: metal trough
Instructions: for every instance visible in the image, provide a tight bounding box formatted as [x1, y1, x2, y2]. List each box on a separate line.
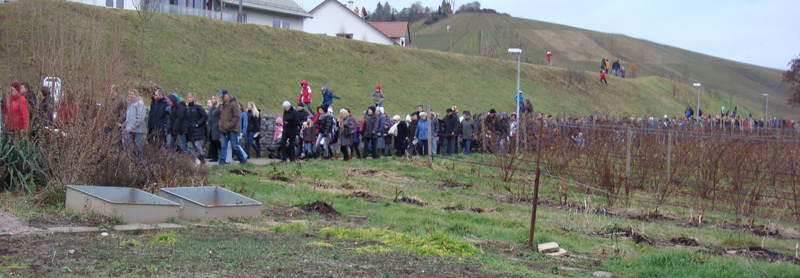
[66, 185, 180, 223]
[159, 186, 262, 221]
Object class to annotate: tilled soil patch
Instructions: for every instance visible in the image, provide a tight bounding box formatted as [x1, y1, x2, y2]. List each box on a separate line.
[348, 191, 382, 202]
[299, 201, 341, 216]
[669, 236, 700, 246]
[394, 196, 427, 206]
[711, 246, 800, 264]
[230, 169, 259, 176]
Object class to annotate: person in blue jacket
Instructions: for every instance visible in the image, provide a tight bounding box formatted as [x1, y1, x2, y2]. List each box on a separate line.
[321, 86, 340, 106]
[414, 112, 429, 155]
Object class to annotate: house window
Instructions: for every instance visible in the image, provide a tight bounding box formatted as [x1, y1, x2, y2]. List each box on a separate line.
[116, 0, 124, 9]
[336, 33, 354, 39]
[106, 0, 113, 7]
[272, 19, 291, 29]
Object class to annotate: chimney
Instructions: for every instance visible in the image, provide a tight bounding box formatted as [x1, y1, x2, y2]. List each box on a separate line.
[347, 0, 354, 10]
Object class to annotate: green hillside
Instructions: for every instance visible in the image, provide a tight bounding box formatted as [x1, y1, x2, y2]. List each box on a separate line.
[412, 12, 795, 118]
[0, 0, 761, 117]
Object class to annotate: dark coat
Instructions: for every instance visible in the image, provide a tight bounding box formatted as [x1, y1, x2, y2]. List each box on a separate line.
[168, 101, 188, 135]
[407, 120, 418, 143]
[247, 110, 261, 133]
[186, 102, 207, 141]
[219, 100, 241, 134]
[282, 107, 301, 136]
[395, 121, 409, 144]
[208, 105, 221, 140]
[339, 115, 355, 146]
[442, 114, 458, 137]
[361, 114, 380, 139]
[148, 97, 168, 131]
[315, 113, 334, 135]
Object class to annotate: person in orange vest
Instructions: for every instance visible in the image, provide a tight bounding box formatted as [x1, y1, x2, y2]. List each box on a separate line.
[600, 71, 607, 85]
[604, 59, 610, 74]
[1, 82, 29, 135]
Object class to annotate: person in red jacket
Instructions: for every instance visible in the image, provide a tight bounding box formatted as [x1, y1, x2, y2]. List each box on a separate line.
[298, 80, 312, 108]
[600, 71, 607, 85]
[2, 82, 29, 134]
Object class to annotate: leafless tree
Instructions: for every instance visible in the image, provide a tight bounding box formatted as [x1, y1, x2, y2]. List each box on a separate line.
[133, 0, 158, 80]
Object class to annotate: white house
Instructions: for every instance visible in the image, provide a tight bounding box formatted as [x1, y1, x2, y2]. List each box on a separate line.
[63, 0, 310, 29]
[369, 21, 410, 47]
[304, 0, 401, 46]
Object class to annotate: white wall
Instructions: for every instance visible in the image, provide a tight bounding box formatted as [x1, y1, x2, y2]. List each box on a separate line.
[237, 7, 304, 31]
[304, 1, 394, 45]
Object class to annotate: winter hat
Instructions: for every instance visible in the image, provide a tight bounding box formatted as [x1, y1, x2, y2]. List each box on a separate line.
[375, 85, 381, 90]
[446, 108, 453, 113]
[10, 82, 21, 92]
[489, 109, 496, 114]
[392, 115, 401, 121]
[463, 111, 471, 116]
[368, 106, 376, 114]
[218, 90, 228, 98]
[419, 112, 427, 118]
[378, 107, 385, 113]
[501, 112, 508, 117]
[282, 101, 291, 108]
[321, 104, 329, 113]
[321, 86, 327, 92]
[166, 94, 178, 105]
[405, 114, 411, 122]
[339, 108, 348, 114]
[301, 80, 308, 86]
[298, 103, 305, 108]
[307, 114, 314, 120]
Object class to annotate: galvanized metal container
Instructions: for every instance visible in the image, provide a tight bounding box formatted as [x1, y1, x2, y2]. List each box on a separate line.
[159, 186, 262, 221]
[66, 185, 180, 223]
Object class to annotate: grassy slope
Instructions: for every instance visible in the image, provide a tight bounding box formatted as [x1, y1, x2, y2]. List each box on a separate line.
[0, 0, 753, 117]
[412, 12, 796, 118]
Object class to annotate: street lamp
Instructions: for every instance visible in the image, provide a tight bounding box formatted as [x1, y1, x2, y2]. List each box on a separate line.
[508, 47, 522, 152]
[763, 94, 769, 125]
[693, 83, 701, 122]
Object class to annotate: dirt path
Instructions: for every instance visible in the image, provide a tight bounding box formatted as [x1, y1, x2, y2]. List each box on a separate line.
[0, 211, 42, 236]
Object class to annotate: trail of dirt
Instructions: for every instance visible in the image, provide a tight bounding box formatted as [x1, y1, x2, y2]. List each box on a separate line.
[0, 211, 42, 235]
[300, 201, 340, 216]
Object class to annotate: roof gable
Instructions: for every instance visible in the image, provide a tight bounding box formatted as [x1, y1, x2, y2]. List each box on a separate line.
[369, 22, 409, 39]
[222, 0, 311, 18]
[308, 0, 398, 45]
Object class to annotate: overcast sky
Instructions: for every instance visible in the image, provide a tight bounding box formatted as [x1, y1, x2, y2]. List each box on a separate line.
[301, 0, 800, 70]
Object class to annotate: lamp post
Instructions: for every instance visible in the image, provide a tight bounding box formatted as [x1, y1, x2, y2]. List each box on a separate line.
[508, 47, 522, 152]
[763, 94, 769, 126]
[693, 83, 701, 122]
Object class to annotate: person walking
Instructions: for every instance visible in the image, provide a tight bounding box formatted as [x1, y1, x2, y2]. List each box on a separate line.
[186, 93, 208, 162]
[620, 66, 626, 78]
[2, 82, 29, 135]
[360, 106, 380, 159]
[19, 82, 37, 124]
[218, 90, 247, 165]
[546, 50, 552, 66]
[314, 104, 334, 159]
[375, 107, 386, 156]
[414, 112, 430, 155]
[207, 95, 222, 162]
[245, 101, 262, 158]
[338, 109, 355, 161]
[165, 94, 190, 153]
[280, 101, 301, 162]
[298, 80, 312, 107]
[147, 88, 168, 146]
[612, 60, 621, 76]
[372, 85, 385, 107]
[441, 108, 458, 156]
[604, 59, 610, 74]
[600, 71, 608, 85]
[460, 111, 476, 155]
[122, 89, 147, 157]
[321, 86, 340, 106]
[300, 115, 316, 159]
[37, 87, 54, 127]
[600, 59, 606, 73]
[392, 115, 408, 156]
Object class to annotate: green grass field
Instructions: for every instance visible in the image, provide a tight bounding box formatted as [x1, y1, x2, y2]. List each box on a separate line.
[2, 157, 800, 277]
[0, 0, 773, 119]
[412, 12, 796, 118]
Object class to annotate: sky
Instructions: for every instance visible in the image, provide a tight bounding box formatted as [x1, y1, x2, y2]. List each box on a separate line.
[300, 0, 800, 70]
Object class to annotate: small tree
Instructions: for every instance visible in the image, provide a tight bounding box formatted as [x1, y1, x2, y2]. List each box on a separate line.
[629, 62, 638, 78]
[133, 0, 157, 80]
[782, 53, 800, 107]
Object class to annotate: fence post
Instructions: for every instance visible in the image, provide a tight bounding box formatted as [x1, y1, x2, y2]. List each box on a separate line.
[626, 125, 632, 203]
[427, 101, 433, 167]
[667, 130, 673, 182]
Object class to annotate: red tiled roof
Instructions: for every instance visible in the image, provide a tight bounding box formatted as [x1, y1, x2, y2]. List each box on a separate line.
[369, 22, 408, 38]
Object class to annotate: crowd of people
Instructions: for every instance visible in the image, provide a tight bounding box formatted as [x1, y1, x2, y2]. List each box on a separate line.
[2, 80, 797, 165]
